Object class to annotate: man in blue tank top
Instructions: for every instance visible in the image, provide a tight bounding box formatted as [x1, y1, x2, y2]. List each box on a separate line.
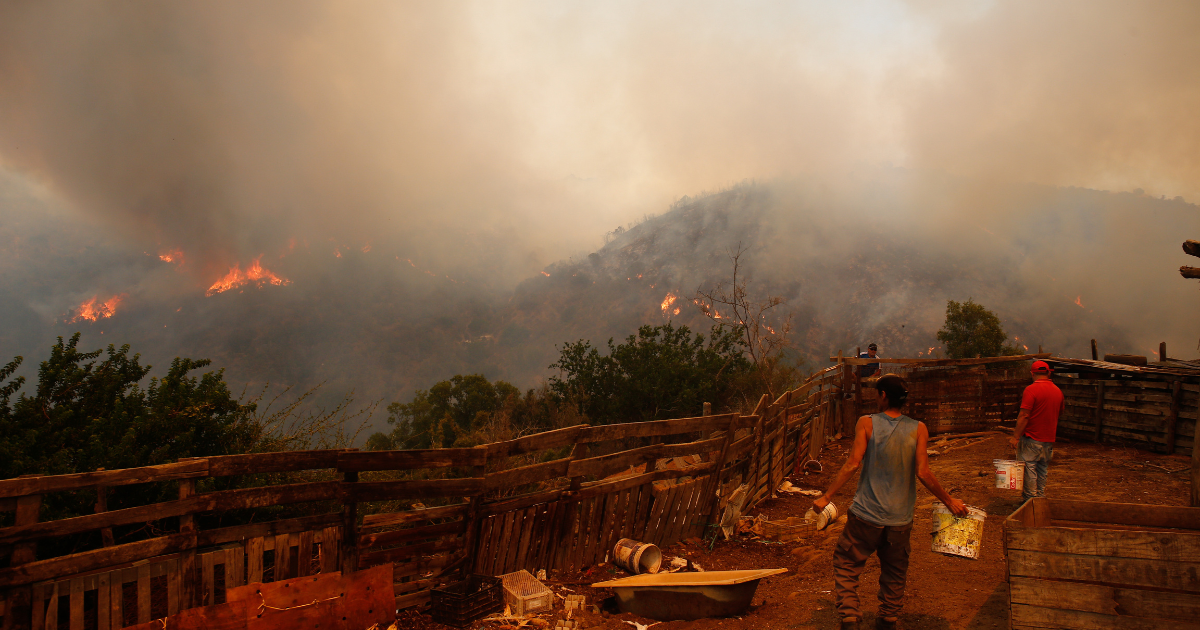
[812, 374, 969, 630]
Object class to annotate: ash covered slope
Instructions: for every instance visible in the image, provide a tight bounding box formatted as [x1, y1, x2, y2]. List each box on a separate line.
[506, 171, 1199, 371]
[2, 170, 1197, 431]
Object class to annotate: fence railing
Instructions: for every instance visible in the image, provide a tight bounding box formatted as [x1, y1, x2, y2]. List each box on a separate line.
[0, 365, 844, 629]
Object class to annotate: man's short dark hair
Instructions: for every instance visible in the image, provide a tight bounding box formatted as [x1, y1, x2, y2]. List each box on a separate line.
[876, 374, 907, 408]
[867, 343, 878, 350]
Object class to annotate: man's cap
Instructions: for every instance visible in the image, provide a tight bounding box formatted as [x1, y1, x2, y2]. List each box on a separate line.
[867, 343, 878, 350]
[1031, 360, 1052, 374]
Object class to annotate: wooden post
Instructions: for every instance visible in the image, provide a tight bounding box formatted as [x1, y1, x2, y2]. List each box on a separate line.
[1192, 414, 1200, 507]
[340, 470, 359, 574]
[8, 482, 41, 630]
[1092, 382, 1106, 443]
[178, 477, 197, 610]
[1165, 381, 1182, 454]
[702, 402, 711, 417]
[1159, 342, 1168, 363]
[1090, 339, 1098, 360]
[704, 415, 739, 535]
[95, 469, 115, 548]
[460, 446, 488, 580]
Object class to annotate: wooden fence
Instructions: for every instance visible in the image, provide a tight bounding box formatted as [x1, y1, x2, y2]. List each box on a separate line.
[0, 367, 843, 629]
[1057, 378, 1198, 456]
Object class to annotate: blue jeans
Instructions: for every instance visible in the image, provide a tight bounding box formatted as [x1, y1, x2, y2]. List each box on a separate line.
[1018, 436, 1053, 501]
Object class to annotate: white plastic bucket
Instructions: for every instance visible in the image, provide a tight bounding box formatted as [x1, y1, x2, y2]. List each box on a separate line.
[993, 459, 1025, 491]
[930, 503, 986, 560]
[613, 538, 662, 574]
[803, 502, 838, 530]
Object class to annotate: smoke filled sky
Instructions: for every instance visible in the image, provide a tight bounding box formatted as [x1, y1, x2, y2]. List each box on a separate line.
[2, 0, 1198, 287]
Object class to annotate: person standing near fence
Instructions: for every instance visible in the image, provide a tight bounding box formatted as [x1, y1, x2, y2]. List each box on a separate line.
[858, 343, 882, 379]
[812, 374, 969, 630]
[1008, 360, 1064, 502]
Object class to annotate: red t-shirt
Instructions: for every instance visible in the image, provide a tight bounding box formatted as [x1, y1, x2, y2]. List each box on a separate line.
[1020, 379, 1064, 442]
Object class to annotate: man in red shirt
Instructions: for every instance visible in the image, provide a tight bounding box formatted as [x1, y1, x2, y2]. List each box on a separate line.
[1008, 360, 1064, 502]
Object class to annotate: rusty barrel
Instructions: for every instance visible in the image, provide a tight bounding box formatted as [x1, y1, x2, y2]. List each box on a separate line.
[612, 538, 662, 575]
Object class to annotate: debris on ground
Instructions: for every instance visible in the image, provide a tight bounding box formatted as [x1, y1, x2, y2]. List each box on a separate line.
[777, 480, 822, 496]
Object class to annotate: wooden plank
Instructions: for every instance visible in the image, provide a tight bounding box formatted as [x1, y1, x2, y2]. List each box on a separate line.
[1010, 602, 1200, 630]
[195, 513, 341, 552]
[1007, 524, 1200, 561]
[393, 553, 458, 581]
[341, 478, 483, 503]
[831, 352, 1050, 366]
[340, 470, 359, 576]
[589, 493, 616, 567]
[632, 484, 652, 540]
[1093, 382, 1106, 442]
[97, 572, 111, 630]
[0, 483, 341, 547]
[486, 425, 586, 459]
[568, 498, 593, 572]
[357, 538, 460, 568]
[273, 534, 292, 582]
[579, 414, 736, 443]
[567, 435, 726, 479]
[479, 489, 562, 517]
[68, 577, 84, 630]
[483, 457, 571, 491]
[164, 558, 179, 617]
[360, 520, 462, 549]
[497, 510, 517, 575]
[108, 571, 123, 630]
[0, 461, 209, 499]
[532, 502, 555, 571]
[336, 447, 486, 472]
[320, 527, 339, 575]
[642, 486, 672, 545]
[135, 564, 150, 624]
[207, 450, 344, 477]
[471, 516, 492, 574]
[296, 530, 313, 578]
[1043, 499, 1200, 530]
[1008, 549, 1200, 592]
[199, 552, 214, 606]
[395, 589, 431, 612]
[44, 582, 60, 630]
[246, 538, 264, 585]
[1194, 403, 1200, 507]
[1010, 576, 1200, 622]
[575, 462, 716, 500]
[224, 548, 244, 589]
[515, 507, 536, 571]
[361, 503, 468, 531]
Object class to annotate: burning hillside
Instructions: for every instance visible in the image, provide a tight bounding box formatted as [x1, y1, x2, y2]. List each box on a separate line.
[206, 257, 290, 296]
[67, 294, 125, 323]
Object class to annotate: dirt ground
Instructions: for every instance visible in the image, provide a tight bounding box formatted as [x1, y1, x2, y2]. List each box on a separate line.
[401, 431, 1193, 630]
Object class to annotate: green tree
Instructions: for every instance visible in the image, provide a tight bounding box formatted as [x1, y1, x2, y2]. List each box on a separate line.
[548, 323, 752, 425]
[935, 299, 1020, 359]
[382, 374, 521, 449]
[0, 333, 259, 526]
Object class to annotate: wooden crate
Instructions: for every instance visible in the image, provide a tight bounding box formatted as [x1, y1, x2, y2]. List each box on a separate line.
[1005, 498, 1200, 629]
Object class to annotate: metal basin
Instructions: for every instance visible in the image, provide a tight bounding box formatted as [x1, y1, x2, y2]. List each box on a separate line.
[592, 569, 787, 620]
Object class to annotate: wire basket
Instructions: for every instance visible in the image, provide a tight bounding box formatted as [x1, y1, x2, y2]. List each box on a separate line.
[430, 574, 504, 627]
[497, 569, 554, 616]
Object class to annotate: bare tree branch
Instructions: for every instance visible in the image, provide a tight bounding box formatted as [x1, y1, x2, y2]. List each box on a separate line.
[694, 243, 794, 399]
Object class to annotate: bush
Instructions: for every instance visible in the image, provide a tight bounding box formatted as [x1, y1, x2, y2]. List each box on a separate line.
[935, 299, 1021, 359]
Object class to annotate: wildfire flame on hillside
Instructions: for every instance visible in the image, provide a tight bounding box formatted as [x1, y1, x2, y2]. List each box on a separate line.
[206, 256, 290, 296]
[661, 292, 678, 316]
[158, 249, 184, 264]
[69, 294, 125, 322]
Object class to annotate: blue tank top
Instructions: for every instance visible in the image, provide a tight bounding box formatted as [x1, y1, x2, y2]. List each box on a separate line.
[850, 413, 919, 526]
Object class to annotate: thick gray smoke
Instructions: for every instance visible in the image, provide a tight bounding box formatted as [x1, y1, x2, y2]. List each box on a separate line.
[1, 2, 1199, 430]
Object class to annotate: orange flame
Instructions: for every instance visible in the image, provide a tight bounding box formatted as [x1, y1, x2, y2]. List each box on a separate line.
[158, 249, 184, 264]
[1075, 296, 1083, 308]
[661, 292, 678, 316]
[69, 294, 125, 323]
[541, 271, 550, 277]
[206, 256, 290, 296]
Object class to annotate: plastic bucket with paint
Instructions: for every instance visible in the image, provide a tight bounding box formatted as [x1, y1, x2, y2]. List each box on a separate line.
[930, 503, 986, 560]
[993, 459, 1024, 491]
[613, 538, 662, 575]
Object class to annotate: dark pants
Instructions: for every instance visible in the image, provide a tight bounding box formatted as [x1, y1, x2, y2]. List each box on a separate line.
[832, 513, 913, 620]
